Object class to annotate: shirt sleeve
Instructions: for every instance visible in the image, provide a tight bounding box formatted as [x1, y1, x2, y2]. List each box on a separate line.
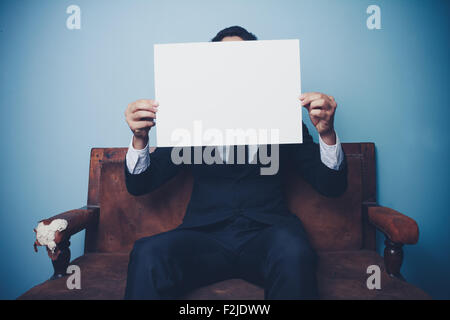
[318, 132, 344, 171]
[125, 136, 151, 175]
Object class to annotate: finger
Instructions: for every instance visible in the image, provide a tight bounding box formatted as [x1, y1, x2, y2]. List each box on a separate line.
[299, 92, 319, 101]
[135, 121, 155, 129]
[300, 93, 322, 106]
[309, 109, 326, 119]
[134, 105, 159, 114]
[132, 100, 159, 112]
[327, 95, 337, 108]
[132, 120, 155, 130]
[132, 110, 156, 120]
[310, 98, 330, 110]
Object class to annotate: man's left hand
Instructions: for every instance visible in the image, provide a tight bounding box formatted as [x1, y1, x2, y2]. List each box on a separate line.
[300, 92, 337, 145]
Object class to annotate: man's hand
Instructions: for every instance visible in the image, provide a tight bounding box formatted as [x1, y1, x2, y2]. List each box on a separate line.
[300, 92, 337, 145]
[125, 99, 159, 149]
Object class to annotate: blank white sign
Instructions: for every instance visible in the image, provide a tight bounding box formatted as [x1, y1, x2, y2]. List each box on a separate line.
[154, 39, 302, 147]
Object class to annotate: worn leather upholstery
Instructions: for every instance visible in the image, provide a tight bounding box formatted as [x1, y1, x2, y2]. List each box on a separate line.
[367, 206, 419, 244]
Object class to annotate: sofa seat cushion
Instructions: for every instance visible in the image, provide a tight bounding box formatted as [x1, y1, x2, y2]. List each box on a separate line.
[315, 250, 430, 300]
[18, 250, 430, 300]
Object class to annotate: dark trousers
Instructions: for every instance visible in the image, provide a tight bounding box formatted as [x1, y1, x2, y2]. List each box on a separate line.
[124, 215, 318, 300]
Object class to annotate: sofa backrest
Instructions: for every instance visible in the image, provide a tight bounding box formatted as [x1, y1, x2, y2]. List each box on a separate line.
[84, 143, 376, 253]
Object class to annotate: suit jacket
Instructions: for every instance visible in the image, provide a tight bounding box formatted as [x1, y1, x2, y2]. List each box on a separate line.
[124, 123, 348, 229]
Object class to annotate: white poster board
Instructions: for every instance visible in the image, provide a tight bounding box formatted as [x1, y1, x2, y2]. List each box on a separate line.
[154, 39, 302, 147]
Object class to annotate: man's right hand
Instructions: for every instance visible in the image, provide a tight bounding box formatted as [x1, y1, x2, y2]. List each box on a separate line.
[125, 99, 159, 149]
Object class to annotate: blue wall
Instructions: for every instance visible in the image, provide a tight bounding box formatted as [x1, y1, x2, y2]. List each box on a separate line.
[0, 0, 448, 299]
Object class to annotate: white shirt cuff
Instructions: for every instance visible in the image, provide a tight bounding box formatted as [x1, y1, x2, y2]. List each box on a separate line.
[318, 132, 344, 171]
[125, 136, 151, 174]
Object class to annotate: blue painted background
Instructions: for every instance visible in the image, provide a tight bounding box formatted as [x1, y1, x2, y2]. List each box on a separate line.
[0, 0, 449, 299]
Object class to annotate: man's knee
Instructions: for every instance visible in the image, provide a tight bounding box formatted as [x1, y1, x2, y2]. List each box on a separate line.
[126, 235, 179, 299]
[129, 236, 165, 265]
[284, 241, 317, 268]
[270, 227, 317, 269]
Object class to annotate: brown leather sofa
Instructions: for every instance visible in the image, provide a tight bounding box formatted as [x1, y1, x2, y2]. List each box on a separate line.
[19, 143, 430, 300]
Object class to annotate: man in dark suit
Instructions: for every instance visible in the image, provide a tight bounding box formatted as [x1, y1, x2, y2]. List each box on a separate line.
[123, 26, 347, 300]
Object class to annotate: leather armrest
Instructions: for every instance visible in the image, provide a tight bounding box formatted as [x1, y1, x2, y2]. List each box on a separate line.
[34, 206, 99, 253]
[367, 206, 419, 245]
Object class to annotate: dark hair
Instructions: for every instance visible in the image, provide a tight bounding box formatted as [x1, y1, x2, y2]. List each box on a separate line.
[211, 26, 258, 42]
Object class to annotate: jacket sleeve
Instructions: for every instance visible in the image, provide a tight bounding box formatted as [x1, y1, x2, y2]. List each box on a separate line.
[283, 123, 348, 197]
[124, 147, 183, 196]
